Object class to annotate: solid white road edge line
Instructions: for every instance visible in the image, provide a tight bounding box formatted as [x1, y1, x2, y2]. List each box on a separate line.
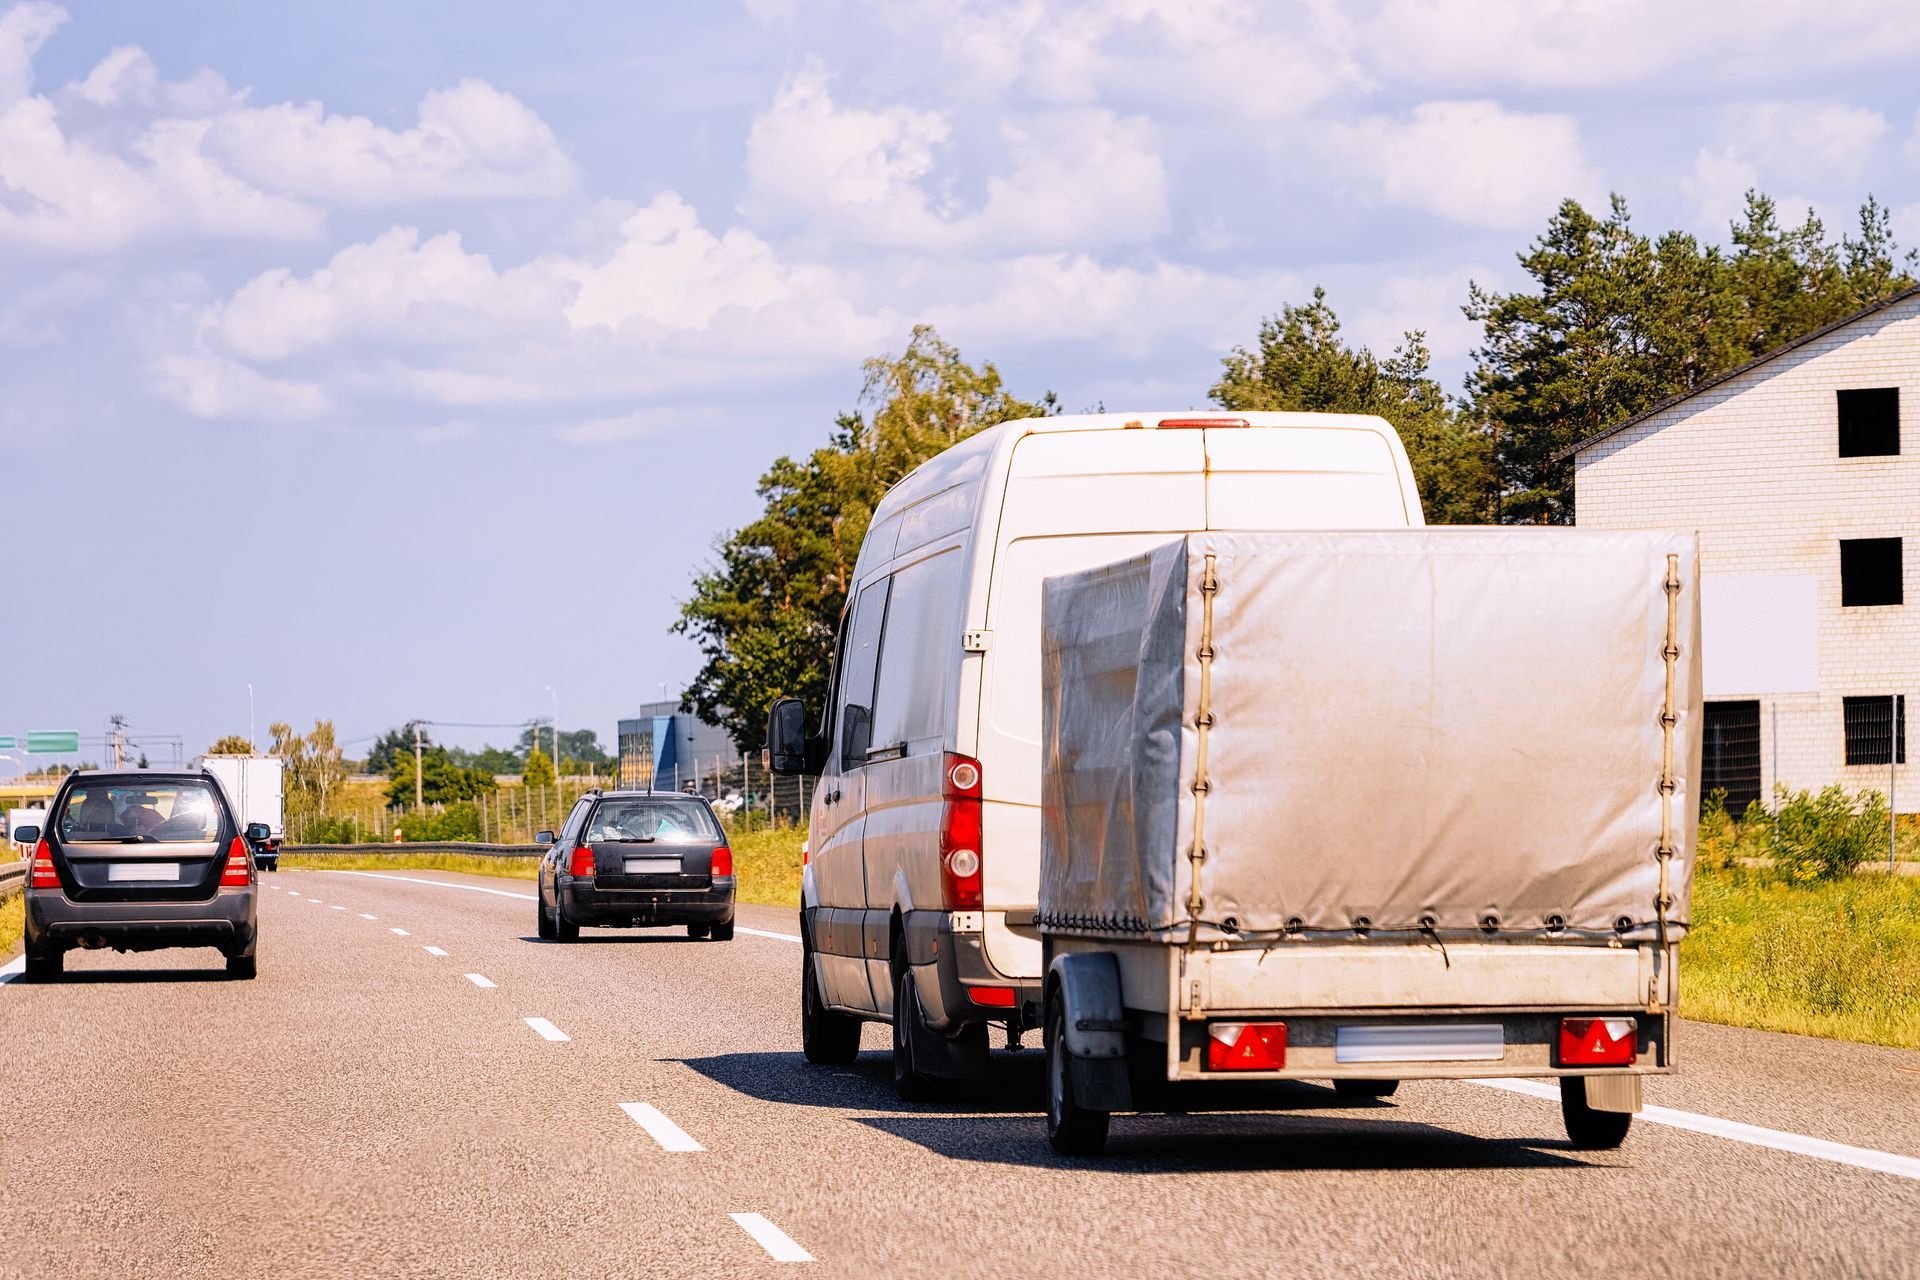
[322, 870, 534, 900]
[523, 1017, 570, 1042]
[619, 1102, 704, 1152]
[1474, 1079, 1920, 1182]
[737, 925, 802, 943]
[730, 1213, 813, 1263]
[424, 946, 448, 956]
[390, 927, 410, 936]
[464, 973, 496, 988]
[0, 954, 25, 983]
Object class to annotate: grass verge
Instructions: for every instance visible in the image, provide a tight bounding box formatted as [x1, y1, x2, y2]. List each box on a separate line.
[279, 853, 539, 880]
[1683, 867, 1920, 1049]
[0, 892, 21, 958]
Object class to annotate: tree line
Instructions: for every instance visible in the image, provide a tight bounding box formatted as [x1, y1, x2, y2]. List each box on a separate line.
[676, 188, 1913, 748]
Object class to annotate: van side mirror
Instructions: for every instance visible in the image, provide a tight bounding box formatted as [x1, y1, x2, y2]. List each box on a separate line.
[244, 822, 272, 844]
[535, 830, 555, 845]
[12, 825, 39, 845]
[767, 698, 814, 775]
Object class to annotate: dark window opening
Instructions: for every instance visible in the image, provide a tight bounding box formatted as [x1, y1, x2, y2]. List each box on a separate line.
[1844, 695, 1906, 766]
[1838, 387, 1900, 457]
[1840, 537, 1903, 607]
[1701, 700, 1762, 815]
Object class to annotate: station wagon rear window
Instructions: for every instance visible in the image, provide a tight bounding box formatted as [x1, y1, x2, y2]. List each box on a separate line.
[585, 797, 719, 844]
[56, 781, 223, 843]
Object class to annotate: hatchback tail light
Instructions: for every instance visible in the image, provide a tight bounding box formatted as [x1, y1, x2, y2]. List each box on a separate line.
[30, 839, 58, 889]
[219, 837, 251, 887]
[711, 846, 733, 877]
[1558, 1017, 1638, 1066]
[939, 753, 983, 911]
[1207, 1021, 1287, 1071]
[568, 846, 596, 878]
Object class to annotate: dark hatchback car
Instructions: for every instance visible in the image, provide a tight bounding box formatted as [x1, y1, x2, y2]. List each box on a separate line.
[536, 790, 735, 942]
[19, 769, 262, 981]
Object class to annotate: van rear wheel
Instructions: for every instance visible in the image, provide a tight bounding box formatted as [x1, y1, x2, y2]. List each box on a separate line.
[1046, 997, 1110, 1156]
[1561, 1076, 1633, 1149]
[891, 966, 949, 1102]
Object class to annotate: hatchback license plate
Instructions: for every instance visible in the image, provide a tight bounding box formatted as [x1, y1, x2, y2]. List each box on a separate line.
[108, 862, 180, 882]
[624, 857, 680, 875]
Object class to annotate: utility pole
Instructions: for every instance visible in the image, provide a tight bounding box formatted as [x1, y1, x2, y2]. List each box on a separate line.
[247, 683, 255, 753]
[109, 714, 128, 768]
[413, 721, 424, 809]
[546, 686, 559, 781]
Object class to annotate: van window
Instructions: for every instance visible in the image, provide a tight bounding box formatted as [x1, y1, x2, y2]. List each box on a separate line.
[870, 550, 962, 753]
[836, 578, 890, 771]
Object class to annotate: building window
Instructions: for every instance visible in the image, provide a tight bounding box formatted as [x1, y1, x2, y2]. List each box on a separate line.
[1837, 387, 1900, 457]
[1701, 700, 1762, 814]
[1840, 537, 1903, 606]
[1843, 695, 1906, 766]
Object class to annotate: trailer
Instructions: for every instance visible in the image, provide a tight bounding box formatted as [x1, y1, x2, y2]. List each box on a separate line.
[1037, 529, 1703, 1154]
[199, 755, 286, 871]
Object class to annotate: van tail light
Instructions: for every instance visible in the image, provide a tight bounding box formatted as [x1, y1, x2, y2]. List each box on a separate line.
[968, 985, 1017, 1008]
[1559, 1017, 1638, 1066]
[939, 752, 983, 911]
[569, 846, 596, 878]
[1158, 416, 1248, 429]
[220, 837, 252, 887]
[711, 846, 733, 877]
[30, 839, 58, 889]
[1207, 1022, 1287, 1071]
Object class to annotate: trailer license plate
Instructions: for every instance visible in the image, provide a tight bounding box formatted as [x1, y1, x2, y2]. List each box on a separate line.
[1335, 1024, 1505, 1063]
[108, 862, 180, 882]
[624, 857, 680, 875]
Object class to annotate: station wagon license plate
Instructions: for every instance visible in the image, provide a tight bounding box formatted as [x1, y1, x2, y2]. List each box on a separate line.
[108, 862, 180, 882]
[624, 857, 681, 875]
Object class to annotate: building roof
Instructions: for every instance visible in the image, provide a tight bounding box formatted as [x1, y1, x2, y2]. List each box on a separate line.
[1564, 283, 1920, 462]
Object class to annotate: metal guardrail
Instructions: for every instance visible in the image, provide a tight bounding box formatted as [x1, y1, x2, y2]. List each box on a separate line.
[282, 843, 543, 857]
[0, 859, 23, 894]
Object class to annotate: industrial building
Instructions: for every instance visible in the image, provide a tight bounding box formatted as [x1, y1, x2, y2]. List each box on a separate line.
[615, 700, 741, 792]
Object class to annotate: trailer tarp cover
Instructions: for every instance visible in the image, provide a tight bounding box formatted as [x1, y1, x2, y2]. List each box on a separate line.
[1038, 529, 1703, 942]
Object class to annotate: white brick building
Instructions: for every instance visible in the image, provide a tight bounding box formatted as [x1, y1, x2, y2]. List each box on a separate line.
[1573, 286, 1919, 814]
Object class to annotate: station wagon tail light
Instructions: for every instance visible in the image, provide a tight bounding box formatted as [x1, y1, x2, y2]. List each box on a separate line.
[30, 839, 58, 889]
[1559, 1017, 1638, 1066]
[711, 846, 733, 877]
[219, 837, 251, 887]
[1207, 1021, 1287, 1071]
[569, 845, 596, 878]
[1157, 417, 1248, 429]
[940, 752, 983, 911]
[968, 985, 1017, 1008]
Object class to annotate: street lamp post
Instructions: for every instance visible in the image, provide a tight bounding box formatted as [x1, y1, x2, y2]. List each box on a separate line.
[546, 686, 559, 779]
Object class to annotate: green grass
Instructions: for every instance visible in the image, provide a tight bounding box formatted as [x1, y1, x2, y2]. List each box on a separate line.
[1683, 867, 1920, 1049]
[279, 852, 539, 880]
[0, 893, 21, 958]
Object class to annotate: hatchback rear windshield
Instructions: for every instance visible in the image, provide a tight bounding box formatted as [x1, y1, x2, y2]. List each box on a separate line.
[585, 797, 719, 844]
[56, 781, 224, 844]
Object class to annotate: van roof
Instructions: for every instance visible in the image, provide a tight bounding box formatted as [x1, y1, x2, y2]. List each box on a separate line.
[876, 409, 1401, 520]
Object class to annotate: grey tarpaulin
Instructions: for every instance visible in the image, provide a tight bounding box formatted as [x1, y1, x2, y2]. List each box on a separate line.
[1038, 529, 1703, 942]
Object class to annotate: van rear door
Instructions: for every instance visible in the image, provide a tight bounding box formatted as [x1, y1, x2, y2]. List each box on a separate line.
[1203, 423, 1421, 529]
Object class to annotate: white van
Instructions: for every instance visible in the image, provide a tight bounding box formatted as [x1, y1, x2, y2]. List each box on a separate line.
[767, 411, 1424, 1096]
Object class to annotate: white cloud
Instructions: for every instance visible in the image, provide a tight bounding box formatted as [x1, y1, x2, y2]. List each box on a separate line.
[203, 78, 574, 205]
[0, 0, 60, 106]
[152, 353, 326, 421]
[743, 66, 1166, 252]
[1684, 102, 1887, 231]
[70, 44, 155, 107]
[1335, 100, 1604, 230]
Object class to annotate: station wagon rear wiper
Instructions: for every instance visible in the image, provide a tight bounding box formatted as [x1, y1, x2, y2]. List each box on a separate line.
[600, 836, 657, 843]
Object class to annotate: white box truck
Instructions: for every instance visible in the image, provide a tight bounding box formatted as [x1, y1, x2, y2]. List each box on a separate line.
[199, 756, 286, 871]
[1036, 529, 1702, 1154]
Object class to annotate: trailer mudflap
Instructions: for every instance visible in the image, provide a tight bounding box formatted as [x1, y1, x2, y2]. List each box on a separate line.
[1050, 952, 1132, 1110]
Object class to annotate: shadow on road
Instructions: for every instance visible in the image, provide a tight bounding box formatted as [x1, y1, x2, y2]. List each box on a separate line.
[514, 933, 706, 946]
[676, 1049, 1592, 1171]
[30, 968, 233, 985]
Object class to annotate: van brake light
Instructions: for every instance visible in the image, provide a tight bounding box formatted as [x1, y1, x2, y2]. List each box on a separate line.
[1157, 417, 1248, 429]
[939, 752, 983, 911]
[219, 837, 251, 887]
[30, 839, 58, 889]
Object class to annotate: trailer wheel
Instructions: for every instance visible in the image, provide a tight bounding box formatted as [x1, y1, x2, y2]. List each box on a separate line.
[1046, 996, 1110, 1156]
[1333, 1079, 1399, 1099]
[1561, 1076, 1633, 1150]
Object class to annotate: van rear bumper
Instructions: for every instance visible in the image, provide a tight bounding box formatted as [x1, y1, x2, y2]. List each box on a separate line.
[901, 909, 1043, 1032]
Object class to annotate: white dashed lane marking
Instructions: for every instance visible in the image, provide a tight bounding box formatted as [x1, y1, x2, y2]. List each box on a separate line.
[464, 973, 495, 988]
[620, 1103, 704, 1152]
[524, 1017, 570, 1042]
[390, 928, 410, 937]
[424, 946, 448, 956]
[359, 913, 377, 920]
[730, 1213, 813, 1263]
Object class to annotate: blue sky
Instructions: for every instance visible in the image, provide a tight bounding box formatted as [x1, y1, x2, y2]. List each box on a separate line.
[4, 0, 1919, 766]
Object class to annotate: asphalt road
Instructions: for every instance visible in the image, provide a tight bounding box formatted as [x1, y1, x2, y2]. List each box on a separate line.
[3, 868, 1916, 1279]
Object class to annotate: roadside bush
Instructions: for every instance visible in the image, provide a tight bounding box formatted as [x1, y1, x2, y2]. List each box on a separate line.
[298, 815, 360, 844]
[389, 802, 483, 843]
[1763, 785, 1887, 881]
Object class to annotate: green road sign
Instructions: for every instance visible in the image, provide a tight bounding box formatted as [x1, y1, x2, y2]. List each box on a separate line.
[25, 731, 80, 753]
[0, 736, 13, 748]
